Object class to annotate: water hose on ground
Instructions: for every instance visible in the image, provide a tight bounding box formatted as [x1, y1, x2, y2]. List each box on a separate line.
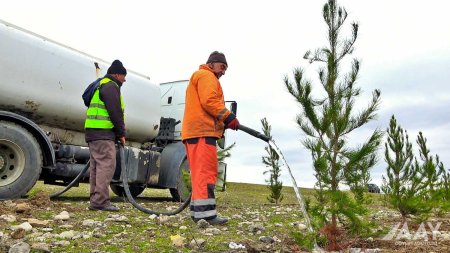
[119, 143, 191, 215]
[50, 144, 190, 216]
[49, 161, 90, 198]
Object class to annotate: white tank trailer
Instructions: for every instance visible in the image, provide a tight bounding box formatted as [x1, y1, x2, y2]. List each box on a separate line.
[0, 19, 228, 200]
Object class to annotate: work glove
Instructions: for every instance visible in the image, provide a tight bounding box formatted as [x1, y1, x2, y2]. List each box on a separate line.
[224, 113, 239, 130]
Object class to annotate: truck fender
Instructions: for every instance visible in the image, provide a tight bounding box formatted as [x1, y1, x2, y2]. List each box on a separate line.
[0, 110, 55, 168]
[158, 141, 186, 189]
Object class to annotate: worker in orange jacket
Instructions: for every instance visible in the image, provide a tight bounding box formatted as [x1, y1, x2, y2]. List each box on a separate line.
[182, 51, 239, 225]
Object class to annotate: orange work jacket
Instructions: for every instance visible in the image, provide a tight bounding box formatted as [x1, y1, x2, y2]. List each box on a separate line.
[182, 64, 231, 140]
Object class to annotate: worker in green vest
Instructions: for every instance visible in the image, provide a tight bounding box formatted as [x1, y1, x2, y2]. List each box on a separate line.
[85, 59, 127, 212]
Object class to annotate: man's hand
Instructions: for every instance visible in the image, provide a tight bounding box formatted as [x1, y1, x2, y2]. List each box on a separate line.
[119, 136, 126, 145]
[224, 113, 239, 130]
[226, 118, 239, 130]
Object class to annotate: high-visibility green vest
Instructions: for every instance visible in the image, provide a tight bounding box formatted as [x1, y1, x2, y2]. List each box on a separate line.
[85, 77, 124, 129]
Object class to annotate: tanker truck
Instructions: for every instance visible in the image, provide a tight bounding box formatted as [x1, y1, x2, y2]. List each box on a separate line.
[0, 19, 230, 200]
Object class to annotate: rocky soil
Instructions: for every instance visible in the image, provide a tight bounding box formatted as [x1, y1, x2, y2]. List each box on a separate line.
[1, 183, 450, 252]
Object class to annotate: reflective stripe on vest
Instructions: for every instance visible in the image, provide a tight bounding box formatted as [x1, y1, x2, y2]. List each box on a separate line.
[84, 77, 124, 129]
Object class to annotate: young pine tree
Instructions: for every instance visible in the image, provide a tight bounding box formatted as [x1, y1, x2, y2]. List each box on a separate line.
[415, 132, 449, 214]
[438, 163, 450, 200]
[261, 118, 283, 204]
[382, 116, 429, 220]
[437, 162, 450, 212]
[416, 132, 442, 195]
[284, 0, 382, 247]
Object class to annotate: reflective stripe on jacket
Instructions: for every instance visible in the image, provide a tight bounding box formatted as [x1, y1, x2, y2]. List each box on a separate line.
[85, 77, 124, 129]
[182, 64, 231, 140]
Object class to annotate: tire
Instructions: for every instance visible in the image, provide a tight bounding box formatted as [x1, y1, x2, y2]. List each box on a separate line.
[170, 158, 191, 202]
[110, 184, 145, 198]
[0, 121, 42, 199]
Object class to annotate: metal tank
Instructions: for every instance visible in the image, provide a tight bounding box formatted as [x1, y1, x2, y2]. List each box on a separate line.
[0, 19, 160, 144]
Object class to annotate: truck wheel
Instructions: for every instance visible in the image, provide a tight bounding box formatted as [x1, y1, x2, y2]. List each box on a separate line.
[110, 184, 145, 198]
[170, 158, 191, 202]
[0, 121, 42, 199]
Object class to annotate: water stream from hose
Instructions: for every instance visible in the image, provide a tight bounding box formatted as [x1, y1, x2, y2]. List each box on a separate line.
[268, 140, 321, 251]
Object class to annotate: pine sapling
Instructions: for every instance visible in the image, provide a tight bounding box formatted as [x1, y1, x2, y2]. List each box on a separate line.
[284, 0, 382, 248]
[415, 132, 450, 214]
[382, 115, 429, 220]
[261, 117, 284, 204]
[437, 162, 450, 212]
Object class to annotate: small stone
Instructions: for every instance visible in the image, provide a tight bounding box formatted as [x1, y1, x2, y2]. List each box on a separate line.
[31, 243, 50, 253]
[229, 242, 246, 249]
[231, 214, 243, 219]
[3, 200, 15, 208]
[105, 215, 128, 223]
[197, 219, 209, 229]
[8, 242, 30, 253]
[297, 223, 308, 230]
[82, 219, 95, 227]
[273, 236, 281, 242]
[116, 216, 128, 222]
[0, 214, 16, 222]
[170, 234, 185, 247]
[11, 228, 26, 239]
[204, 227, 221, 235]
[190, 238, 206, 248]
[248, 223, 265, 233]
[157, 215, 170, 224]
[93, 232, 105, 238]
[53, 240, 70, 247]
[58, 230, 75, 239]
[54, 211, 70, 221]
[27, 218, 49, 228]
[179, 226, 187, 230]
[14, 222, 33, 232]
[15, 203, 31, 214]
[259, 236, 275, 243]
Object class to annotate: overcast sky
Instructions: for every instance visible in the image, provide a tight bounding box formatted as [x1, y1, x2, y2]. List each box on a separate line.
[1, 0, 449, 188]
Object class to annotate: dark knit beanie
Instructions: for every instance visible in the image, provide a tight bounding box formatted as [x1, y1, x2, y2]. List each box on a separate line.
[107, 60, 127, 75]
[206, 51, 228, 67]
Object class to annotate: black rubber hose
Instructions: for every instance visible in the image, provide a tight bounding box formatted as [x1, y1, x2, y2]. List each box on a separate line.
[119, 144, 191, 215]
[49, 161, 90, 198]
[238, 124, 271, 142]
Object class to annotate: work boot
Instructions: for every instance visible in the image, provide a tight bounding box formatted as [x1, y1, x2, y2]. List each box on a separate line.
[88, 204, 119, 212]
[206, 216, 229, 225]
